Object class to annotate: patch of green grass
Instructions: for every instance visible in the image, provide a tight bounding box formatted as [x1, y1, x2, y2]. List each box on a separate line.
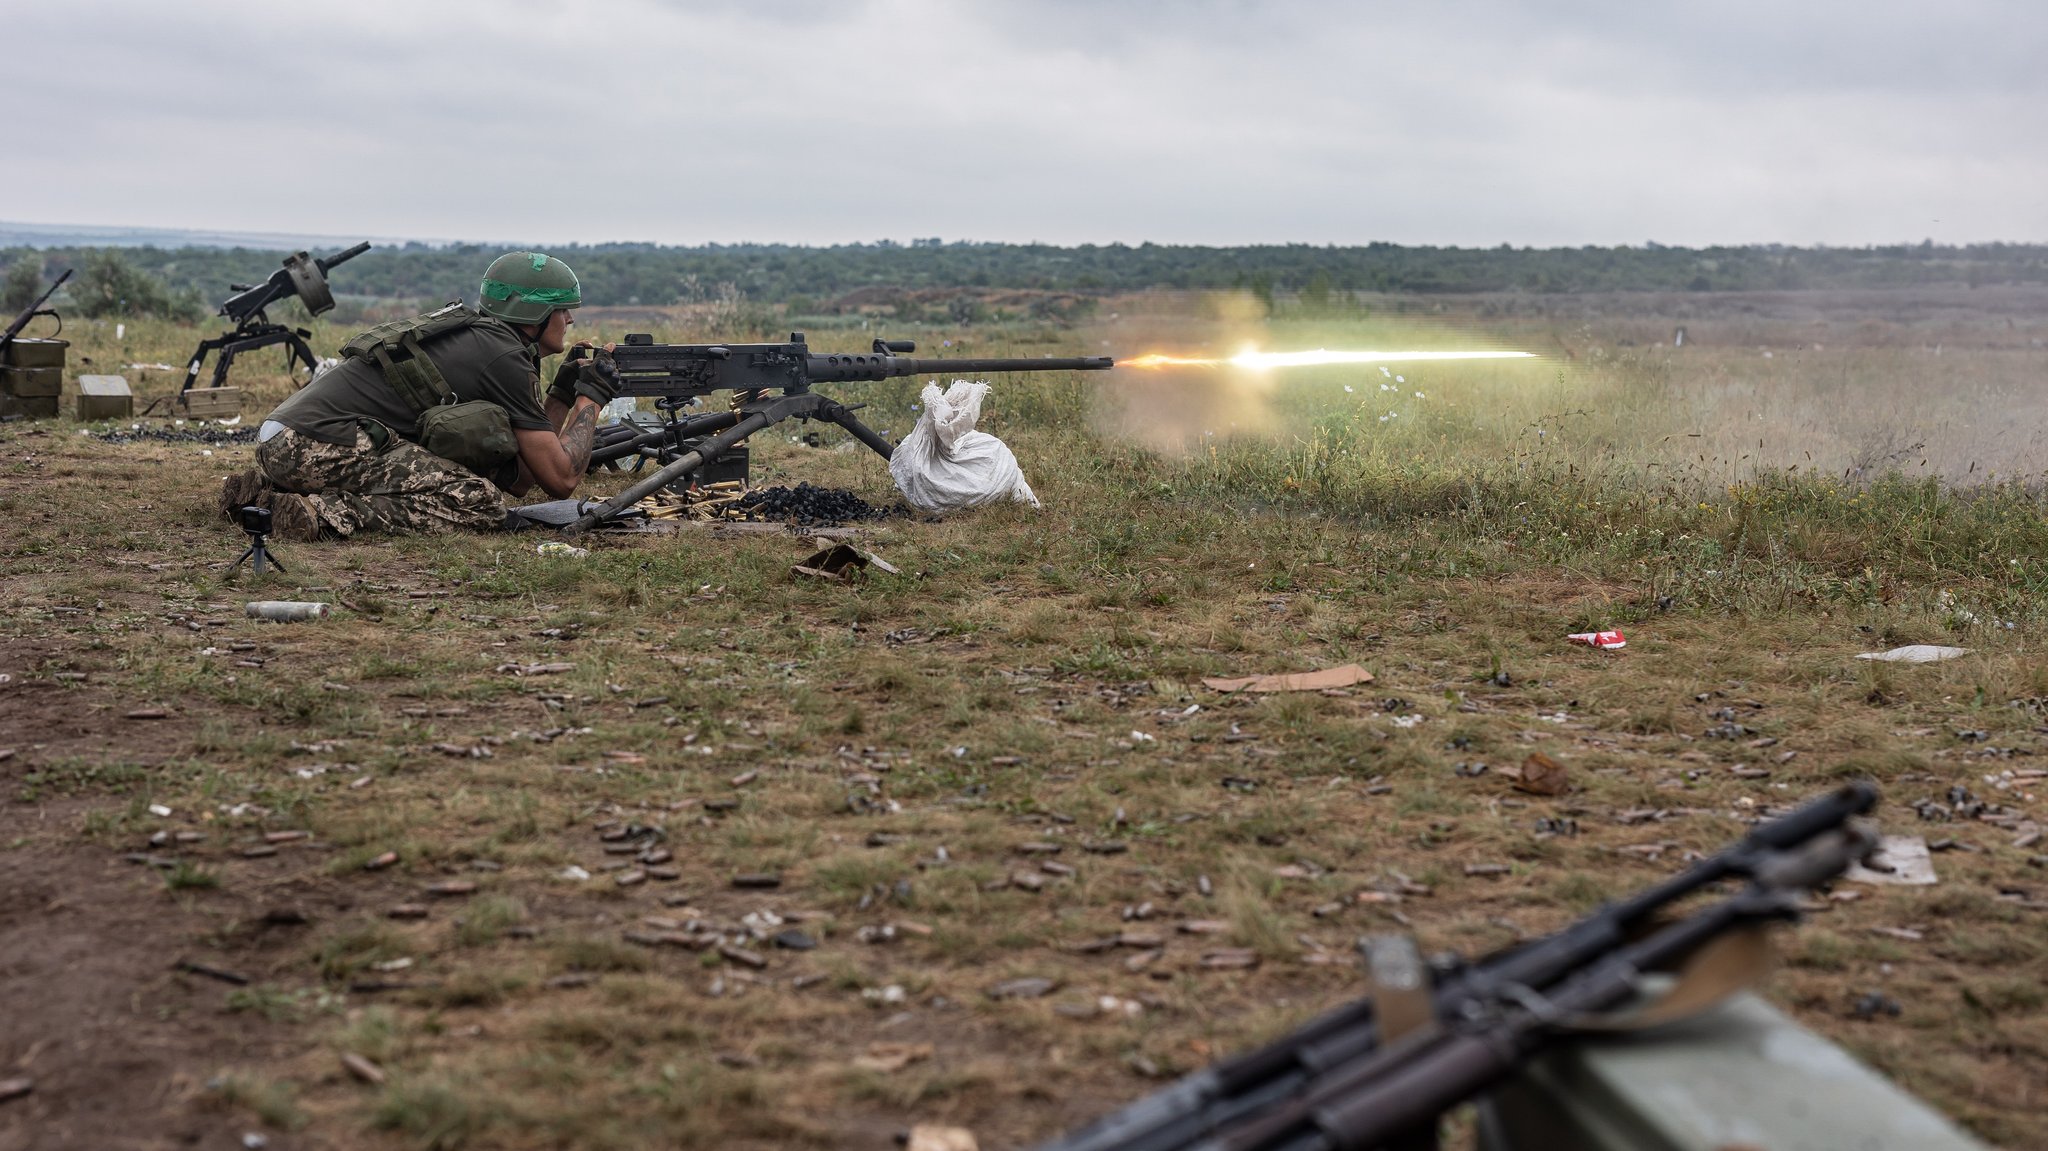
[484, 791, 542, 846]
[163, 860, 221, 891]
[1219, 860, 1298, 960]
[313, 924, 408, 983]
[1788, 929, 1852, 972]
[78, 807, 131, 841]
[413, 971, 526, 1010]
[1962, 977, 2048, 1018]
[453, 894, 528, 948]
[16, 758, 148, 801]
[374, 1078, 487, 1150]
[549, 935, 652, 974]
[356, 653, 423, 680]
[213, 1075, 307, 1131]
[225, 984, 343, 1023]
[335, 1006, 405, 1065]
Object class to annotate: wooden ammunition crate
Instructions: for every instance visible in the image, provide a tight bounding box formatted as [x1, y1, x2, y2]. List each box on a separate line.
[77, 375, 134, 421]
[2, 337, 68, 369]
[1, 366, 61, 397]
[178, 387, 244, 420]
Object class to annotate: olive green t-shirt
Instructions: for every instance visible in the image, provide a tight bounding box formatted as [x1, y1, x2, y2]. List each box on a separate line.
[267, 318, 551, 446]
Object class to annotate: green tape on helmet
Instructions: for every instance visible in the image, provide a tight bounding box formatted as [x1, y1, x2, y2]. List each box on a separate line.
[477, 251, 582, 324]
[480, 279, 581, 305]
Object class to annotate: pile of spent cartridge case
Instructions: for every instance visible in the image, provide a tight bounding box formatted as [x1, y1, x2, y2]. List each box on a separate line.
[634, 480, 749, 521]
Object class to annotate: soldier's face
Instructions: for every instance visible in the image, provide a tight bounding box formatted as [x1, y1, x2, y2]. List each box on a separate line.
[537, 309, 574, 356]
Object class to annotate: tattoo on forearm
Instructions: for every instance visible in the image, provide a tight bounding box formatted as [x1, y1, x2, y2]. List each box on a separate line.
[561, 403, 598, 476]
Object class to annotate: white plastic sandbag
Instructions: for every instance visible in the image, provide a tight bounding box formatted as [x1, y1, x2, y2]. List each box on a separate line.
[889, 380, 1040, 512]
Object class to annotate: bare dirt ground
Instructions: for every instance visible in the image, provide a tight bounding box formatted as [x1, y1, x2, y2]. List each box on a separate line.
[3, 298, 2045, 1150]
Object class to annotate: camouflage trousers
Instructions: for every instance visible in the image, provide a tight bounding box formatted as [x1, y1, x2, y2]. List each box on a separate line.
[255, 424, 506, 536]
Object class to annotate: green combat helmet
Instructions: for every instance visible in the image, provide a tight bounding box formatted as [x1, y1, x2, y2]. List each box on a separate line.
[478, 252, 581, 325]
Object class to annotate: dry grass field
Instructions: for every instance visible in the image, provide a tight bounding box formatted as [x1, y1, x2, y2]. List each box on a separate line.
[2, 287, 2045, 1150]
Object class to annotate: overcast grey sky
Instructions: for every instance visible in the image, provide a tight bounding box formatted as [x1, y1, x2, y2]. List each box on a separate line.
[10, 0, 2044, 248]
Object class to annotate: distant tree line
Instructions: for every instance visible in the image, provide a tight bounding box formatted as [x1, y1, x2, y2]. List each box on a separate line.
[5, 239, 2046, 319]
[3, 250, 203, 320]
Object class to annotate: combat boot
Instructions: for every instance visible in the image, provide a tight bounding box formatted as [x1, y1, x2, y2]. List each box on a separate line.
[217, 469, 272, 522]
[269, 492, 331, 542]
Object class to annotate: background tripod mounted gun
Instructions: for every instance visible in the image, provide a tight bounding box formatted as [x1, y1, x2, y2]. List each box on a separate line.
[180, 242, 370, 398]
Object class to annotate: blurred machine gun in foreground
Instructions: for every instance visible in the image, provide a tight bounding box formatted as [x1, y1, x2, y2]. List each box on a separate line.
[1030, 781, 1982, 1151]
[564, 331, 1111, 532]
[181, 242, 370, 397]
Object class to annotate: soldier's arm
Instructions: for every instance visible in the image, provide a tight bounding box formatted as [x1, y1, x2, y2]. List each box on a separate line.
[543, 340, 595, 432]
[515, 398, 601, 499]
[506, 394, 586, 494]
[545, 394, 575, 432]
[500, 458, 537, 497]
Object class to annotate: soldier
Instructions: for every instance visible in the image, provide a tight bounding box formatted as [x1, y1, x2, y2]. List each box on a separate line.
[219, 251, 618, 540]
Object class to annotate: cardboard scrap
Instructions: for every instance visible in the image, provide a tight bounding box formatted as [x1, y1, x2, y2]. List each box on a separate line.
[906, 1127, 978, 1151]
[1855, 645, 1968, 664]
[851, 1041, 935, 1073]
[790, 542, 899, 580]
[1202, 663, 1375, 693]
[1509, 751, 1571, 796]
[793, 544, 868, 581]
[1844, 834, 1938, 887]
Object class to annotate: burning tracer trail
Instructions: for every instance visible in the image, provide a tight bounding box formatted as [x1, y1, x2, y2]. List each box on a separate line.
[1121, 348, 1535, 370]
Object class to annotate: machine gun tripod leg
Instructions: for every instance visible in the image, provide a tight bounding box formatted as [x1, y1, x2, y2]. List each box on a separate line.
[567, 393, 894, 534]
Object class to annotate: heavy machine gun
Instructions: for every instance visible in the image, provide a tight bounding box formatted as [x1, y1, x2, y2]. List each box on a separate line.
[181, 242, 370, 394]
[564, 331, 1111, 532]
[0, 267, 71, 357]
[1034, 782, 1881, 1151]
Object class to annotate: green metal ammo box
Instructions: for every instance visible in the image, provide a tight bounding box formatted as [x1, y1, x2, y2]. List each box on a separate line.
[0, 392, 58, 419]
[1, 366, 61, 397]
[1, 336, 67, 419]
[2, 337, 68, 369]
[1477, 992, 1986, 1151]
[76, 375, 134, 421]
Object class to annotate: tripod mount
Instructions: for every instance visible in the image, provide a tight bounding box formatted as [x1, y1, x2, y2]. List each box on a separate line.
[182, 242, 370, 394]
[228, 506, 288, 575]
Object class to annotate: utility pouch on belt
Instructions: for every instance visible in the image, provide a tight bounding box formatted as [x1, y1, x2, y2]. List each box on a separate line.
[341, 303, 517, 475]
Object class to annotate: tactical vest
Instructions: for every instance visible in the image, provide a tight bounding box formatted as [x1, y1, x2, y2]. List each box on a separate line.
[340, 303, 519, 474]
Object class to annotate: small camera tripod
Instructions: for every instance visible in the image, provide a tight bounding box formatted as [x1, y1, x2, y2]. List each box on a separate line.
[228, 505, 287, 574]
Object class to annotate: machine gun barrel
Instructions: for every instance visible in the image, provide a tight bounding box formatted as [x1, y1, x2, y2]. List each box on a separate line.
[319, 241, 371, 274]
[607, 333, 1112, 399]
[806, 353, 1114, 383]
